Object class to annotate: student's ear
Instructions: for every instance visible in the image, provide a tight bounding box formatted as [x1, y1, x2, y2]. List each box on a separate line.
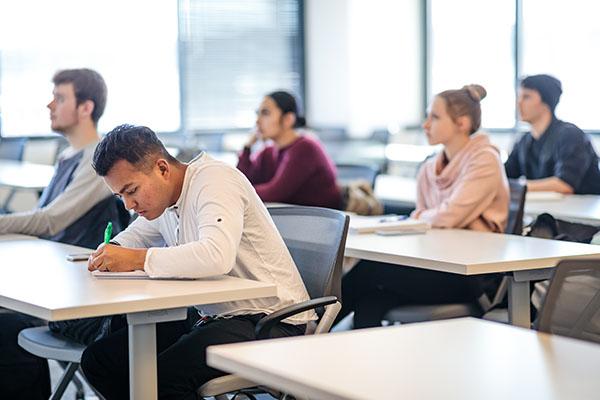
[456, 115, 471, 135]
[78, 100, 95, 120]
[156, 159, 170, 178]
[282, 112, 296, 129]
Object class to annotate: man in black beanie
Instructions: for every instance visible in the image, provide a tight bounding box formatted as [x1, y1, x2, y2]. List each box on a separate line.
[505, 74, 600, 194]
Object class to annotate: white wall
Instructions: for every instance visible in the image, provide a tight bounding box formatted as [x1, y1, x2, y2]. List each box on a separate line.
[305, 0, 422, 138]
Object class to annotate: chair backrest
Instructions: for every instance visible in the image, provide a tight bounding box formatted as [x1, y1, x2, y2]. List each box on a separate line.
[370, 128, 390, 144]
[314, 126, 347, 142]
[268, 206, 349, 302]
[537, 259, 600, 344]
[195, 132, 224, 152]
[46, 196, 131, 249]
[335, 163, 380, 188]
[506, 179, 527, 235]
[0, 137, 27, 161]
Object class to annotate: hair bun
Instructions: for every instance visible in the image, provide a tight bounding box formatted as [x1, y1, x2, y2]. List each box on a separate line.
[462, 84, 487, 102]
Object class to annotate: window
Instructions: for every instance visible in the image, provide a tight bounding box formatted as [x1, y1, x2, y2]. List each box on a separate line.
[180, 0, 304, 131]
[522, 0, 600, 130]
[0, 0, 180, 137]
[429, 0, 516, 129]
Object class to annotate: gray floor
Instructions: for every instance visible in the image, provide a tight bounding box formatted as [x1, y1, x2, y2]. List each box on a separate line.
[49, 360, 99, 399]
[49, 360, 275, 399]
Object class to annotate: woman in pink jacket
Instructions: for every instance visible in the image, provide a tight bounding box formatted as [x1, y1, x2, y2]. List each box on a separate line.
[336, 84, 509, 329]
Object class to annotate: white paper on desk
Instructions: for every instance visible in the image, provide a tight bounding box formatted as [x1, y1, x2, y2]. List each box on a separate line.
[91, 270, 198, 280]
[349, 215, 430, 234]
[92, 270, 149, 279]
[526, 191, 564, 201]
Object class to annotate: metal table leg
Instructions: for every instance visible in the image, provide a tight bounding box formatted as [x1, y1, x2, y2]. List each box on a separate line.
[126, 308, 188, 400]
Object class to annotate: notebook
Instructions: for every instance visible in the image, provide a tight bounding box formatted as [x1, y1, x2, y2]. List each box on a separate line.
[91, 270, 197, 280]
[349, 215, 430, 234]
[92, 270, 149, 279]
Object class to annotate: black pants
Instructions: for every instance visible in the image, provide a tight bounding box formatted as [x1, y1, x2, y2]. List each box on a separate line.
[81, 310, 305, 400]
[0, 310, 50, 400]
[336, 260, 480, 329]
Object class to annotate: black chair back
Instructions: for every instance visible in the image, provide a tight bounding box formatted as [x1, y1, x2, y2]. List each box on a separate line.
[506, 179, 527, 235]
[268, 206, 349, 302]
[537, 259, 600, 344]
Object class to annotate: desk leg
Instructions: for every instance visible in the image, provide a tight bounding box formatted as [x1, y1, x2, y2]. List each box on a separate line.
[508, 277, 530, 328]
[127, 308, 188, 400]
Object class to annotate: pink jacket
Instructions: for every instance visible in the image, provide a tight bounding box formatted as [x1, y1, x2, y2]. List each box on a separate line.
[413, 133, 509, 232]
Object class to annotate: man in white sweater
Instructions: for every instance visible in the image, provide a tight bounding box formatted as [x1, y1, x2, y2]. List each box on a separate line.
[82, 124, 314, 399]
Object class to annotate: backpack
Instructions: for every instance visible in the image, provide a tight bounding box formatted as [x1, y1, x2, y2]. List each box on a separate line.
[524, 213, 600, 244]
[341, 180, 384, 216]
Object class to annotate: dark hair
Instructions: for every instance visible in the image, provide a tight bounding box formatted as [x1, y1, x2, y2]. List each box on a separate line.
[266, 90, 306, 128]
[520, 74, 562, 114]
[93, 124, 176, 176]
[437, 84, 487, 135]
[52, 68, 107, 125]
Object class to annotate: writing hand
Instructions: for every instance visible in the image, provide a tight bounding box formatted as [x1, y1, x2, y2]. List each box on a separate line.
[88, 243, 147, 272]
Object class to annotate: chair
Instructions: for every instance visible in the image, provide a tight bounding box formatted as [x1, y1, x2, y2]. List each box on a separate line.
[0, 136, 27, 160]
[370, 128, 390, 144]
[314, 126, 347, 142]
[536, 259, 600, 344]
[383, 179, 527, 325]
[0, 137, 28, 212]
[18, 327, 88, 400]
[17, 198, 130, 399]
[335, 163, 380, 188]
[198, 206, 350, 399]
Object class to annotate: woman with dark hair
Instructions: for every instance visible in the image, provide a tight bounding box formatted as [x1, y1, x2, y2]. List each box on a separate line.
[237, 91, 343, 209]
[336, 84, 510, 329]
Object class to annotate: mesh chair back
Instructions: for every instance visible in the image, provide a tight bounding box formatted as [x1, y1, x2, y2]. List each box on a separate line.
[506, 179, 527, 235]
[0, 137, 27, 160]
[268, 206, 349, 302]
[335, 163, 380, 188]
[537, 259, 600, 344]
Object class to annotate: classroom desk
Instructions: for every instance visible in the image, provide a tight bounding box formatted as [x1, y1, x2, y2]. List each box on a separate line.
[525, 194, 600, 225]
[0, 160, 54, 190]
[207, 318, 600, 400]
[0, 236, 277, 400]
[344, 228, 600, 328]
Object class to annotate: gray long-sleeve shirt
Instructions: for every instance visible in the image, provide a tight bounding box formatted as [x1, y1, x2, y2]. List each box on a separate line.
[0, 142, 112, 236]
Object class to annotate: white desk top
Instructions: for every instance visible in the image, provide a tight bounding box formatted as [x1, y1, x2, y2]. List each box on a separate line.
[525, 194, 600, 225]
[207, 318, 600, 400]
[345, 228, 600, 275]
[0, 160, 55, 190]
[0, 238, 277, 321]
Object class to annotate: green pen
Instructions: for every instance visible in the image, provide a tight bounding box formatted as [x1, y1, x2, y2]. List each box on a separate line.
[104, 221, 113, 245]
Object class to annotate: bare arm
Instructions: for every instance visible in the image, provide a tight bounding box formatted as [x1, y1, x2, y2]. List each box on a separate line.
[526, 177, 574, 194]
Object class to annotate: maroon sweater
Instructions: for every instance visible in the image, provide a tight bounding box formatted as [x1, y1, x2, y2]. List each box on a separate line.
[237, 135, 342, 209]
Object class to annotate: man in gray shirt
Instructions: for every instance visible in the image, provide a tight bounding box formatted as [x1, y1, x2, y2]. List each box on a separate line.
[0, 69, 127, 399]
[0, 68, 126, 247]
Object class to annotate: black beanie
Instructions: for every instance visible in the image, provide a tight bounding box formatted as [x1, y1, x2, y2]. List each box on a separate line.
[521, 74, 563, 114]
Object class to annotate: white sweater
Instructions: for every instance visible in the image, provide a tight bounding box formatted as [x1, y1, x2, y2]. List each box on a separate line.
[113, 153, 315, 325]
